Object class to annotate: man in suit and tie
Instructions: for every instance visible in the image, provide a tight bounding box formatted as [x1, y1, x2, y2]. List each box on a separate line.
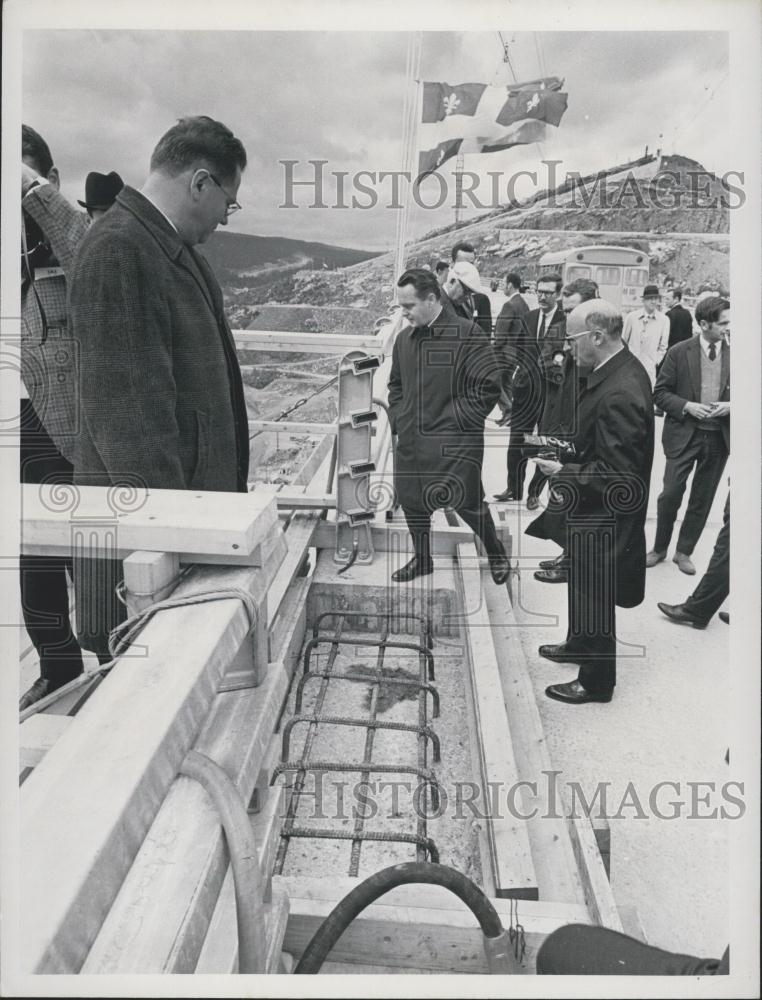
[492, 271, 529, 427]
[494, 273, 564, 503]
[648, 296, 730, 575]
[68, 115, 250, 659]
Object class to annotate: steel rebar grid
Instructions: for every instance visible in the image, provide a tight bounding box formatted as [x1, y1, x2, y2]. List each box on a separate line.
[275, 609, 440, 875]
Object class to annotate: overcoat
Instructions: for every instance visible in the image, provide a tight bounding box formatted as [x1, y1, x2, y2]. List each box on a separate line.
[67, 186, 250, 655]
[526, 346, 655, 608]
[388, 308, 500, 512]
[653, 336, 729, 457]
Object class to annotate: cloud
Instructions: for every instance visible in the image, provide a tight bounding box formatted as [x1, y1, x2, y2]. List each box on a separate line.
[22, 28, 729, 250]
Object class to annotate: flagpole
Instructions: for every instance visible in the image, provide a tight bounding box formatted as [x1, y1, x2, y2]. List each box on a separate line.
[393, 31, 422, 300]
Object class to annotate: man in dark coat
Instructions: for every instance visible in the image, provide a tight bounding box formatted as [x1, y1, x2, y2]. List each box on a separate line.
[492, 271, 529, 425]
[442, 260, 492, 336]
[496, 272, 566, 504]
[648, 296, 729, 575]
[68, 116, 249, 659]
[449, 241, 493, 335]
[388, 268, 510, 584]
[665, 287, 694, 348]
[526, 299, 655, 704]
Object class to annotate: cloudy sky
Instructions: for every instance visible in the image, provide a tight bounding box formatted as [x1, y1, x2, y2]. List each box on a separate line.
[22, 28, 730, 251]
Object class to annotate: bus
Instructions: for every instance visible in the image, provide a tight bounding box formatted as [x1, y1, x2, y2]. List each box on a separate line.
[537, 245, 651, 312]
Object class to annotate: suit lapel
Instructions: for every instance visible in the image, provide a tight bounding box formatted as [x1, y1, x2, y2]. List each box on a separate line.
[179, 246, 218, 318]
[720, 339, 730, 395]
[687, 337, 702, 400]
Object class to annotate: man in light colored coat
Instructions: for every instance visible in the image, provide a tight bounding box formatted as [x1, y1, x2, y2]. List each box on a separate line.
[622, 284, 670, 388]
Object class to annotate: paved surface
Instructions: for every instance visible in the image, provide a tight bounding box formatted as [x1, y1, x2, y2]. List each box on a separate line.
[482, 414, 729, 960]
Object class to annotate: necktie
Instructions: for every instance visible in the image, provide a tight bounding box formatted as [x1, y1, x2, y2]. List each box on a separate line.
[708, 344, 716, 361]
[538, 312, 546, 340]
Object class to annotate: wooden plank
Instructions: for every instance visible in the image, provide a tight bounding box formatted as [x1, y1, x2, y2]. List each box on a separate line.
[21, 484, 278, 561]
[81, 581, 306, 974]
[279, 876, 592, 973]
[19, 714, 73, 767]
[292, 434, 335, 487]
[248, 420, 336, 436]
[266, 513, 320, 628]
[233, 330, 392, 356]
[20, 555, 284, 975]
[483, 582, 588, 906]
[122, 550, 180, 616]
[565, 807, 624, 932]
[455, 544, 538, 900]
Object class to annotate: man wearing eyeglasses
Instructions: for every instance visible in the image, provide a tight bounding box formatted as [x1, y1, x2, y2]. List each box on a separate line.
[67, 116, 249, 661]
[526, 298, 654, 705]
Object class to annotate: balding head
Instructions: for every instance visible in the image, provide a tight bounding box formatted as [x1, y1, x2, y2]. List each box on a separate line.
[566, 298, 624, 368]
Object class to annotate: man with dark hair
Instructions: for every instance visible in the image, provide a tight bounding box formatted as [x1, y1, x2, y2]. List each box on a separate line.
[648, 296, 729, 575]
[434, 259, 450, 287]
[67, 116, 250, 659]
[665, 287, 694, 348]
[495, 272, 565, 505]
[527, 299, 654, 705]
[492, 271, 529, 426]
[19, 125, 89, 710]
[388, 268, 510, 584]
[448, 242, 492, 334]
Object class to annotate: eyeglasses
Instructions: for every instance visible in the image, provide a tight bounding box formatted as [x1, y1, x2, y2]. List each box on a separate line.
[563, 329, 594, 343]
[208, 173, 241, 215]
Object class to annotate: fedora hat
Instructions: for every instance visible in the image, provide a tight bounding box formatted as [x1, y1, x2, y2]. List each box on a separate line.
[642, 284, 661, 299]
[78, 171, 124, 210]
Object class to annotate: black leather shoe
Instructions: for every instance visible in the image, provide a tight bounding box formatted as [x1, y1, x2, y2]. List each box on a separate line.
[538, 643, 585, 666]
[19, 675, 74, 712]
[719, 611, 729, 625]
[657, 602, 708, 630]
[545, 680, 613, 705]
[526, 494, 541, 511]
[539, 554, 567, 570]
[392, 556, 434, 583]
[489, 554, 511, 586]
[534, 567, 568, 584]
[494, 489, 519, 502]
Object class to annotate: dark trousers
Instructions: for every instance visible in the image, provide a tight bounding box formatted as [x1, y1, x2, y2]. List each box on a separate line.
[537, 924, 728, 975]
[684, 494, 729, 622]
[654, 429, 728, 556]
[565, 520, 616, 694]
[402, 502, 505, 563]
[506, 384, 544, 499]
[20, 399, 84, 684]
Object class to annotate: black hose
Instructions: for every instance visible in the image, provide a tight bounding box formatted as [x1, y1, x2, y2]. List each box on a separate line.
[294, 861, 510, 974]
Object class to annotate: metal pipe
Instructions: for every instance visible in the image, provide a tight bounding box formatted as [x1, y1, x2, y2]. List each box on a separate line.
[293, 862, 521, 975]
[179, 750, 267, 974]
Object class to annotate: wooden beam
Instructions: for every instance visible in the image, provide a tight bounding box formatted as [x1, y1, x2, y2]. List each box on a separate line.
[80, 587, 306, 974]
[292, 434, 335, 488]
[122, 550, 180, 616]
[278, 875, 592, 973]
[267, 513, 320, 628]
[233, 330, 393, 356]
[21, 484, 278, 562]
[19, 714, 73, 768]
[248, 420, 336, 436]
[455, 544, 538, 900]
[20, 555, 284, 974]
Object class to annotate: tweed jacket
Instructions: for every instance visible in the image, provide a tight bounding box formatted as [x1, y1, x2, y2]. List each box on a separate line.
[21, 184, 89, 461]
[653, 336, 729, 457]
[68, 186, 249, 493]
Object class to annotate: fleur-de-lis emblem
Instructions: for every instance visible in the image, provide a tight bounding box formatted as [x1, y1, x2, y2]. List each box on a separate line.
[526, 92, 540, 112]
[443, 92, 460, 115]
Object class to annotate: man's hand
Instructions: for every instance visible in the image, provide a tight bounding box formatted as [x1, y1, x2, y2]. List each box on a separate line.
[708, 402, 730, 419]
[535, 457, 563, 476]
[684, 401, 715, 421]
[22, 162, 40, 199]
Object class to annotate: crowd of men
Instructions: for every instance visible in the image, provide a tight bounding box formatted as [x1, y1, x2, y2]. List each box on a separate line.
[18, 116, 729, 717]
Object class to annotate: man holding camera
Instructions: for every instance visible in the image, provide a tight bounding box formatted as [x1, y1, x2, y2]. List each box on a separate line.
[19, 126, 89, 710]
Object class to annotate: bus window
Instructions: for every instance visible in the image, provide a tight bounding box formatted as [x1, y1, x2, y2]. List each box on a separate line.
[624, 268, 649, 285]
[595, 266, 622, 285]
[566, 265, 591, 281]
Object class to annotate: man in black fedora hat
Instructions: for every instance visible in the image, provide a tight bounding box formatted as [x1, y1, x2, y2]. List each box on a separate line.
[78, 170, 124, 221]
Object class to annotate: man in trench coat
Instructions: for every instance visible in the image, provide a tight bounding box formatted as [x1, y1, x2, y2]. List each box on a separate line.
[67, 116, 250, 660]
[526, 298, 654, 704]
[388, 268, 510, 584]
